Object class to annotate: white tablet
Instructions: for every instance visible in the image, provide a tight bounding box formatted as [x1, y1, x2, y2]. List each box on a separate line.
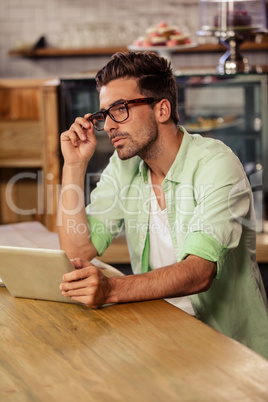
[0, 246, 79, 304]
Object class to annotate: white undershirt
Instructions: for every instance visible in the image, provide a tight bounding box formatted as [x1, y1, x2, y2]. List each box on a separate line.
[148, 171, 195, 316]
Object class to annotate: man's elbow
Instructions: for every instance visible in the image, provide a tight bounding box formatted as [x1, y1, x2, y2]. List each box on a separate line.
[60, 243, 97, 261]
[200, 276, 214, 292]
[199, 263, 217, 293]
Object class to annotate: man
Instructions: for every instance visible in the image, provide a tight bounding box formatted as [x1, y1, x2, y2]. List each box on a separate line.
[58, 51, 268, 358]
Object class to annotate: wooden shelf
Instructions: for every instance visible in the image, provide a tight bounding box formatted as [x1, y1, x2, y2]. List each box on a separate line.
[0, 159, 43, 168]
[9, 46, 129, 58]
[177, 41, 268, 53]
[8, 42, 268, 58]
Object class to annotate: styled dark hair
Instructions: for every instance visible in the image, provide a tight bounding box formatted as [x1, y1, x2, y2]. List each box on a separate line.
[95, 51, 179, 125]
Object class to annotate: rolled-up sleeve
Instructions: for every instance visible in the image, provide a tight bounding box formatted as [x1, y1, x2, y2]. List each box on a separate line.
[179, 150, 252, 278]
[86, 154, 125, 255]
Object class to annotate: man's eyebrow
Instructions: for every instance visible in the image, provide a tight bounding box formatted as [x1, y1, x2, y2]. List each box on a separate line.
[99, 99, 126, 112]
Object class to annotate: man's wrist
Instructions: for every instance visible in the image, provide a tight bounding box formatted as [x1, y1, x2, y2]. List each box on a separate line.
[62, 162, 88, 186]
[63, 161, 88, 174]
[105, 276, 124, 305]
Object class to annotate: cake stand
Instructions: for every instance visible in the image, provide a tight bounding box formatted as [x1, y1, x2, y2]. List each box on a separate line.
[197, 26, 264, 74]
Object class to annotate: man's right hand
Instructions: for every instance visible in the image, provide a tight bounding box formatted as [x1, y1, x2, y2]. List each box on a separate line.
[60, 114, 97, 166]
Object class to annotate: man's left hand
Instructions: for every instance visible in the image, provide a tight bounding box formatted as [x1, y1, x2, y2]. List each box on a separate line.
[60, 258, 112, 308]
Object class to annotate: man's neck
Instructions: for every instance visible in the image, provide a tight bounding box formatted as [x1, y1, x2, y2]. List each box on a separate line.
[146, 126, 183, 183]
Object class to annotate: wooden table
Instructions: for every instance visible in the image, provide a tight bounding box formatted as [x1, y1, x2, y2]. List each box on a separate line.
[0, 221, 268, 401]
[101, 225, 268, 265]
[0, 290, 268, 401]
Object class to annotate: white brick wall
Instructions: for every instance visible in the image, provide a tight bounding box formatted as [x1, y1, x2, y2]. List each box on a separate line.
[0, 0, 267, 78]
[0, 0, 201, 77]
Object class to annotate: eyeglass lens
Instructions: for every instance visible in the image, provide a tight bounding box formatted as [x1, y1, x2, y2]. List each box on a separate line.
[89, 98, 155, 131]
[90, 103, 128, 131]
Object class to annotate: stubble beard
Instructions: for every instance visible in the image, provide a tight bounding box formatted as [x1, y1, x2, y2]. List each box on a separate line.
[115, 119, 161, 161]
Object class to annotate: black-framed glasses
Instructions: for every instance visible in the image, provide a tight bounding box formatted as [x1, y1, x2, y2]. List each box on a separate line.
[88, 97, 156, 131]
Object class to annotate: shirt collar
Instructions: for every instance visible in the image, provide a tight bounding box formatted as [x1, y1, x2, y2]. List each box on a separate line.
[139, 159, 149, 183]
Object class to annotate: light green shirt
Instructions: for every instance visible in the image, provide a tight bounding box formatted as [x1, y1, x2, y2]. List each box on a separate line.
[86, 127, 268, 359]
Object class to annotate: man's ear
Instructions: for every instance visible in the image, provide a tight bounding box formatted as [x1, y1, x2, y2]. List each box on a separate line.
[155, 99, 171, 123]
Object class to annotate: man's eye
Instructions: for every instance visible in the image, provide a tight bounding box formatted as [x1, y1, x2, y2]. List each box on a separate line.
[112, 104, 126, 113]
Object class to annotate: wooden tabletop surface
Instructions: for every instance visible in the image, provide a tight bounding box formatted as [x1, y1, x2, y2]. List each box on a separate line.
[0, 288, 268, 402]
[0, 221, 268, 401]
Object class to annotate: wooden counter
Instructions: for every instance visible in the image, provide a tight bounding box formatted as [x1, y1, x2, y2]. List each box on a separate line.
[0, 220, 267, 265]
[0, 221, 268, 400]
[100, 231, 268, 265]
[257, 233, 268, 263]
[0, 289, 268, 401]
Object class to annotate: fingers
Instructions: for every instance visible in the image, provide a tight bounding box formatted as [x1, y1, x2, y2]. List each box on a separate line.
[62, 264, 97, 283]
[60, 267, 101, 308]
[61, 116, 94, 147]
[60, 267, 98, 300]
[74, 116, 91, 132]
[60, 265, 111, 308]
[71, 258, 93, 269]
[64, 295, 100, 309]
[84, 112, 92, 121]
[61, 280, 101, 309]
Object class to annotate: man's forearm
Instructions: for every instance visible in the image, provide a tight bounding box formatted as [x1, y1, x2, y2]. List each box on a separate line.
[106, 255, 216, 305]
[58, 163, 97, 260]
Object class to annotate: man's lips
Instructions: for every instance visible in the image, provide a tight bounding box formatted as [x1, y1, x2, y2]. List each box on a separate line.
[111, 136, 128, 147]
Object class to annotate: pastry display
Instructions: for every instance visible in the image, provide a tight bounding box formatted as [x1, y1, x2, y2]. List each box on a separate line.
[185, 115, 238, 132]
[132, 21, 191, 47]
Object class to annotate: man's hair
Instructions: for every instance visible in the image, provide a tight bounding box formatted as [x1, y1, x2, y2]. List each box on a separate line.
[95, 51, 180, 125]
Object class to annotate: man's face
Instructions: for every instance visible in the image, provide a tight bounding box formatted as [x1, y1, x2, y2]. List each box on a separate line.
[99, 78, 159, 160]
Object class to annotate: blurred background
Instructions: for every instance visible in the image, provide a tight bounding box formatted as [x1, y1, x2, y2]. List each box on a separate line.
[0, 0, 198, 77]
[1, 0, 267, 78]
[0, 0, 268, 290]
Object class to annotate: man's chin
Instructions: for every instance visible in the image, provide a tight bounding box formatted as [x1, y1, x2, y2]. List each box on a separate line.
[116, 148, 135, 161]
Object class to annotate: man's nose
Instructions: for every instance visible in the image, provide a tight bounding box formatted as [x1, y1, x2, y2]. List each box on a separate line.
[104, 114, 118, 134]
